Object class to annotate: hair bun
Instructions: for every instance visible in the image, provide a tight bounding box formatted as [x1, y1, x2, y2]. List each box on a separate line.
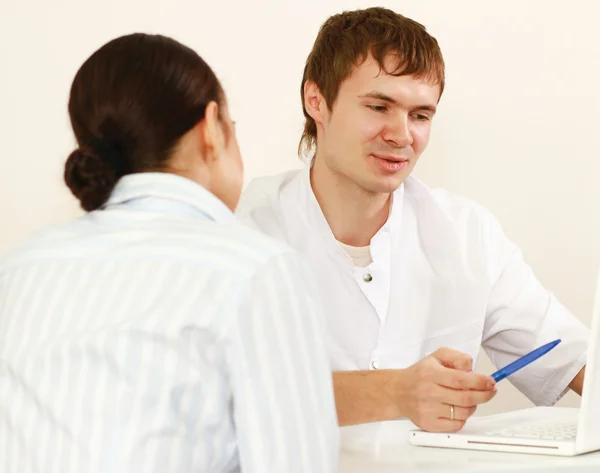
[64, 148, 121, 211]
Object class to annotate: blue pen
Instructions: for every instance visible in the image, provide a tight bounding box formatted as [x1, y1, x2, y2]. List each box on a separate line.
[491, 339, 561, 382]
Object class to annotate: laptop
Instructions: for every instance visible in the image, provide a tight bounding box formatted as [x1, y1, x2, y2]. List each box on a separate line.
[409, 267, 600, 456]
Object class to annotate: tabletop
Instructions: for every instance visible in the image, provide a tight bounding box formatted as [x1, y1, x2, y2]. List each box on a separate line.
[338, 420, 600, 473]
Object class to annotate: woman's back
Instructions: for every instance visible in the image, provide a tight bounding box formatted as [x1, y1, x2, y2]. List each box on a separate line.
[0, 33, 338, 473]
[0, 172, 337, 472]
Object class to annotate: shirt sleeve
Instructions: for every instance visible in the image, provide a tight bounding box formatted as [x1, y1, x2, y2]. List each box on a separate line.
[481, 210, 589, 406]
[226, 249, 339, 473]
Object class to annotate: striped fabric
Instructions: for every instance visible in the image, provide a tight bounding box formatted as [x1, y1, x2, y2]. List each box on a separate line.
[0, 173, 338, 473]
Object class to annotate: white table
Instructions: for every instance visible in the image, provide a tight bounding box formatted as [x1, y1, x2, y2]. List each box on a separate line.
[338, 420, 600, 473]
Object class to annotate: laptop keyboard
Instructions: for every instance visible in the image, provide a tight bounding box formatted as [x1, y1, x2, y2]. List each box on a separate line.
[485, 421, 578, 441]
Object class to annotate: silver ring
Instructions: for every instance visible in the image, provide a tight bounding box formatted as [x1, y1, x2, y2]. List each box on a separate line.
[450, 405, 455, 421]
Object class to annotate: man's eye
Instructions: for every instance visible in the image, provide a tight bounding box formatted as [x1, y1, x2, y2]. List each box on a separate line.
[368, 105, 388, 112]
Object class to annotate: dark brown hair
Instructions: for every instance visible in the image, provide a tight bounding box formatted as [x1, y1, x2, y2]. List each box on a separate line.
[299, 7, 445, 157]
[64, 33, 224, 211]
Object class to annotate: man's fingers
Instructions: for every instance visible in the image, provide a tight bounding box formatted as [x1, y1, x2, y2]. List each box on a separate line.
[438, 366, 496, 391]
[444, 385, 497, 407]
[419, 419, 466, 433]
[439, 404, 477, 421]
[419, 406, 475, 433]
[432, 347, 473, 372]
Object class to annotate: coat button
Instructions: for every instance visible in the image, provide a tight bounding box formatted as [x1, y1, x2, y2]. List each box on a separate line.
[371, 360, 380, 369]
[363, 273, 373, 282]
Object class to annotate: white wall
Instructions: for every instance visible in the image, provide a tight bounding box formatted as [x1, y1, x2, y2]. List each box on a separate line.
[1, 0, 599, 415]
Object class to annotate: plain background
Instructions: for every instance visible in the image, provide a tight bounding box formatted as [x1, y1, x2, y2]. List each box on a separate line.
[1, 0, 599, 415]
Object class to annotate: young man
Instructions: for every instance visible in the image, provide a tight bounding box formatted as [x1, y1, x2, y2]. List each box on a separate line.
[236, 7, 588, 435]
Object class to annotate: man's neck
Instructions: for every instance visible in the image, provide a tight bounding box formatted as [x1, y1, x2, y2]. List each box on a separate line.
[310, 158, 391, 247]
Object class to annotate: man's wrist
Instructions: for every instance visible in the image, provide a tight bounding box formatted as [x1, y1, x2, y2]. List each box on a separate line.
[381, 368, 407, 420]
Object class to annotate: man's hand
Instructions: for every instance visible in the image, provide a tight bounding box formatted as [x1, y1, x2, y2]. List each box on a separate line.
[396, 347, 497, 432]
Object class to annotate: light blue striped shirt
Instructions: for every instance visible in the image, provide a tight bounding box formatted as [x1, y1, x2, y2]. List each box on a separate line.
[0, 173, 338, 473]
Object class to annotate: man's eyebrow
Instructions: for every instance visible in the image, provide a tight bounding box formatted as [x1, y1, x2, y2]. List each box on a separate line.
[359, 91, 398, 104]
[414, 104, 437, 113]
[359, 91, 437, 113]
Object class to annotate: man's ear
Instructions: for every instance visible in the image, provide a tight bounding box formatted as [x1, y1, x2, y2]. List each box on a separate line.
[303, 81, 327, 126]
[197, 101, 221, 163]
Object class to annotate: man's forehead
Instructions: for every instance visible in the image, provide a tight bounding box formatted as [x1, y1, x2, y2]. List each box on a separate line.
[345, 62, 441, 102]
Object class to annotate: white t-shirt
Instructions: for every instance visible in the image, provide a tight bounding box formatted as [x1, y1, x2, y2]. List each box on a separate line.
[338, 241, 373, 268]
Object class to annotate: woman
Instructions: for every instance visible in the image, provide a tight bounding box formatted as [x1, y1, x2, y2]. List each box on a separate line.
[0, 33, 337, 473]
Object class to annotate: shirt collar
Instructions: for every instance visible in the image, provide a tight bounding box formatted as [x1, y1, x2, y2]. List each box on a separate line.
[103, 172, 235, 223]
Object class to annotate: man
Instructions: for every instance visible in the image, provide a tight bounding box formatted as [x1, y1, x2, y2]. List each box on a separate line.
[236, 7, 588, 435]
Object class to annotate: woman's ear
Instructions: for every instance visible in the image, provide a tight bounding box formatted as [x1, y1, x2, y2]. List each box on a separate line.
[197, 101, 221, 163]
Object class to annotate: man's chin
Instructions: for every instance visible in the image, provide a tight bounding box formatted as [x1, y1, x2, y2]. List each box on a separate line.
[366, 175, 407, 194]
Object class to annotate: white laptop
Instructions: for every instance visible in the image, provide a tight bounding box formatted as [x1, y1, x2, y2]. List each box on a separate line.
[409, 268, 600, 456]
